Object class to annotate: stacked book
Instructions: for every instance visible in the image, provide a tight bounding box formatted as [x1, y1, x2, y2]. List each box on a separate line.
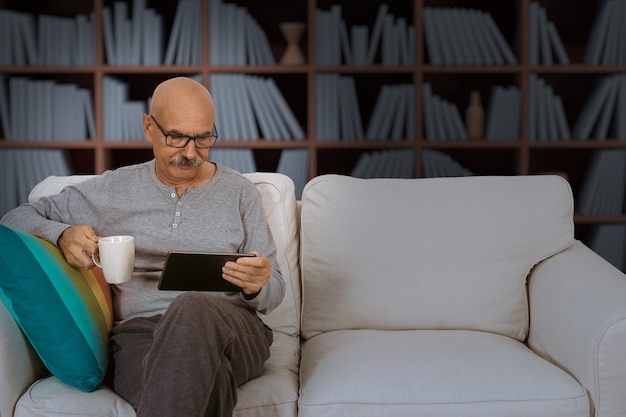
[103, 76, 151, 141]
[528, 75, 569, 141]
[572, 73, 626, 141]
[576, 149, 626, 270]
[103, 0, 170, 65]
[316, 3, 415, 66]
[351, 149, 414, 179]
[276, 149, 309, 199]
[423, 7, 516, 66]
[0, 75, 95, 141]
[0, 9, 95, 66]
[587, 224, 626, 271]
[0, 148, 71, 216]
[422, 82, 467, 141]
[210, 73, 304, 141]
[366, 83, 415, 141]
[210, 149, 256, 173]
[210, 148, 309, 199]
[422, 149, 473, 177]
[584, 0, 626, 65]
[576, 149, 626, 216]
[209, 0, 275, 65]
[315, 74, 363, 141]
[528, 2, 569, 65]
[485, 85, 522, 141]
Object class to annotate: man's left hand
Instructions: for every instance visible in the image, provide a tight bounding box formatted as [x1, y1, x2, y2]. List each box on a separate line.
[222, 251, 271, 297]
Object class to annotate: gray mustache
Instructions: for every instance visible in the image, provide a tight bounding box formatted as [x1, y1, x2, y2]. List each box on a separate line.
[169, 156, 205, 167]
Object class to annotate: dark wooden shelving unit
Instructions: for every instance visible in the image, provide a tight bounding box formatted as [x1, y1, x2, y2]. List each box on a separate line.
[1, 0, 625, 268]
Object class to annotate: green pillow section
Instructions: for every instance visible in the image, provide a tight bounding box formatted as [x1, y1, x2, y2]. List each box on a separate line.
[0, 224, 113, 392]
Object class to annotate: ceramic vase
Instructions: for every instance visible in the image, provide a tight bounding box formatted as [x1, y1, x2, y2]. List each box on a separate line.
[279, 22, 306, 65]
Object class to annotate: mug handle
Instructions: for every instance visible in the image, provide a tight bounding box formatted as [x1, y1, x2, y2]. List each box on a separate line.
[92, 251, 102, 268]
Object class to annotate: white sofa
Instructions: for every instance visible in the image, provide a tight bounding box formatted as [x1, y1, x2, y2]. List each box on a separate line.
[1, 172, 626, 417]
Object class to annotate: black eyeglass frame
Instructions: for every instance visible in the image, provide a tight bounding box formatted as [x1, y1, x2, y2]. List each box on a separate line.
[149, 114, 219, 149]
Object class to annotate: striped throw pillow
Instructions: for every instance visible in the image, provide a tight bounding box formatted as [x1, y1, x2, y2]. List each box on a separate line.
[0, 224, 113, 392]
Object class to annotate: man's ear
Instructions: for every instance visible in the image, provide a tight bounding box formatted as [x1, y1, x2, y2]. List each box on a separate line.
[143, 113, 154, 143]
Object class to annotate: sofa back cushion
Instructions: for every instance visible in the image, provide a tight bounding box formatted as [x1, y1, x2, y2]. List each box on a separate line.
[300, 174, 574, 341]
[29, 172, 301, 337]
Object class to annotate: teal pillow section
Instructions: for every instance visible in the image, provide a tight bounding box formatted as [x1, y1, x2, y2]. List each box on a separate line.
[0, 224, 113, 392]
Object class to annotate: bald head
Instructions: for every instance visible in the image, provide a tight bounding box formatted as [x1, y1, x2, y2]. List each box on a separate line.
[150, 77, 214, 122]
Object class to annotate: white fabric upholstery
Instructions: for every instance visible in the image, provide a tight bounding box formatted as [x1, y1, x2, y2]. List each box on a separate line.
[10, 172, 300, 417]
[15, 333, 299, 417]
[4, 172, 626, 417]
[28, 175, 98, 202]
[298, 330, 589, 417]
[244, 173, 301, 337]
[300, 174, 574, 340]
[528, 240, 626, 416]
[0, 301, 47, 417]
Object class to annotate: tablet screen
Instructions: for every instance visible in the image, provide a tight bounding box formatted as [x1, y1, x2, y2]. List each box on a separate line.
[158, 251, 254, 292]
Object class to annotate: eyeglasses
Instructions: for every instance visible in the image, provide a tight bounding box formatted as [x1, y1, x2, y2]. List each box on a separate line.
[149, 114, 218, 149]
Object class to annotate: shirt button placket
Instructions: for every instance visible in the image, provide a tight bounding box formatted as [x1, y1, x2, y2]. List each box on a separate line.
[172, 193, 180, 229]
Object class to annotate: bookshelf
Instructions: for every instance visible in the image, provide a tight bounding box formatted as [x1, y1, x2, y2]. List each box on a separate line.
[1, 0, 625, 270]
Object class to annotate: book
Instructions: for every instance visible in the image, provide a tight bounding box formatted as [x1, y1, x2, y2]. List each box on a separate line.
[538, 6, 552, 65]
[457, 9, 481, 65]
[276, 149, 309, 199]
[422, 82, 437, 141]
[366, 85, 390, 140]
[346, 77, 364, 140]
[547, 21, 570, 65]
[351, 26, 369, 66]
[600, 1, 619, 66]
[584, 0, 611, 65]
[0, 75, 11, 139]
[0, 11, 13, 66]
[164, 0, 185, 65]
[572, 75, 613, 140]
[588, 224, 626, 270]
[390, 85, 407, 140]
[483, 11, 517, 65]
[422, 8, 441, 65]
[432, 8, 455, 65]
[616, 75, 626, 140]
[592, 75, 618, 140]
[234, 75, 258, 140]
[266, 78, 305, 140]
[553, 94, 571, 140]
[444, 9, 467, 65]
[485, 86, 504, 140]
[529, 2, 539, 66]
[333, 6, 351, 65]
[422, 149, 472, 177]
[450, 9, 474, 65]
[366, 3, 389, 64]
[102, 6, 117, 64]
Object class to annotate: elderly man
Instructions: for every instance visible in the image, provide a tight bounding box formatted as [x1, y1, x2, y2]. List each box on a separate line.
[1, 76, 285, 417]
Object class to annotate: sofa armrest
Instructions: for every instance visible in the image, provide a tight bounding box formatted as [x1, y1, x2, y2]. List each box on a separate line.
[528, 240, 626, 417]
[0, 297, 47, 417]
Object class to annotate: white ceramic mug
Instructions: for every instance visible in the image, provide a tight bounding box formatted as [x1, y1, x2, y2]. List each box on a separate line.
[92, 235, 135, 284]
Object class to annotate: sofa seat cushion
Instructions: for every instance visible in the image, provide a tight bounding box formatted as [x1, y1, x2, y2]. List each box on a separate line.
[298, 330, 589, 417]
[15, 332, 299, 417]
[300, 175, 574, 340]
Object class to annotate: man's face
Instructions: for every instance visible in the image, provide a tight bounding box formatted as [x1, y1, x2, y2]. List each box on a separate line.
[144, 111, 215, 185]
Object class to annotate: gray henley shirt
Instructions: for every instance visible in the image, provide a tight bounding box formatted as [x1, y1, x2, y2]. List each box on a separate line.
[1, 160, 285, 323]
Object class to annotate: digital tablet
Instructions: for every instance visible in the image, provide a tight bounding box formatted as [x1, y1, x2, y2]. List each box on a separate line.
[158, 251, 255, 292]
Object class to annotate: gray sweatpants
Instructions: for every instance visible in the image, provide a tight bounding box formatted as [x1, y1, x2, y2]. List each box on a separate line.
[109, 292, 273, 417]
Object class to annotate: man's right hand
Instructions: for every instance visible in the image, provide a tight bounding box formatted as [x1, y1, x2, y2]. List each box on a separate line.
[57, 225, 101, 270]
